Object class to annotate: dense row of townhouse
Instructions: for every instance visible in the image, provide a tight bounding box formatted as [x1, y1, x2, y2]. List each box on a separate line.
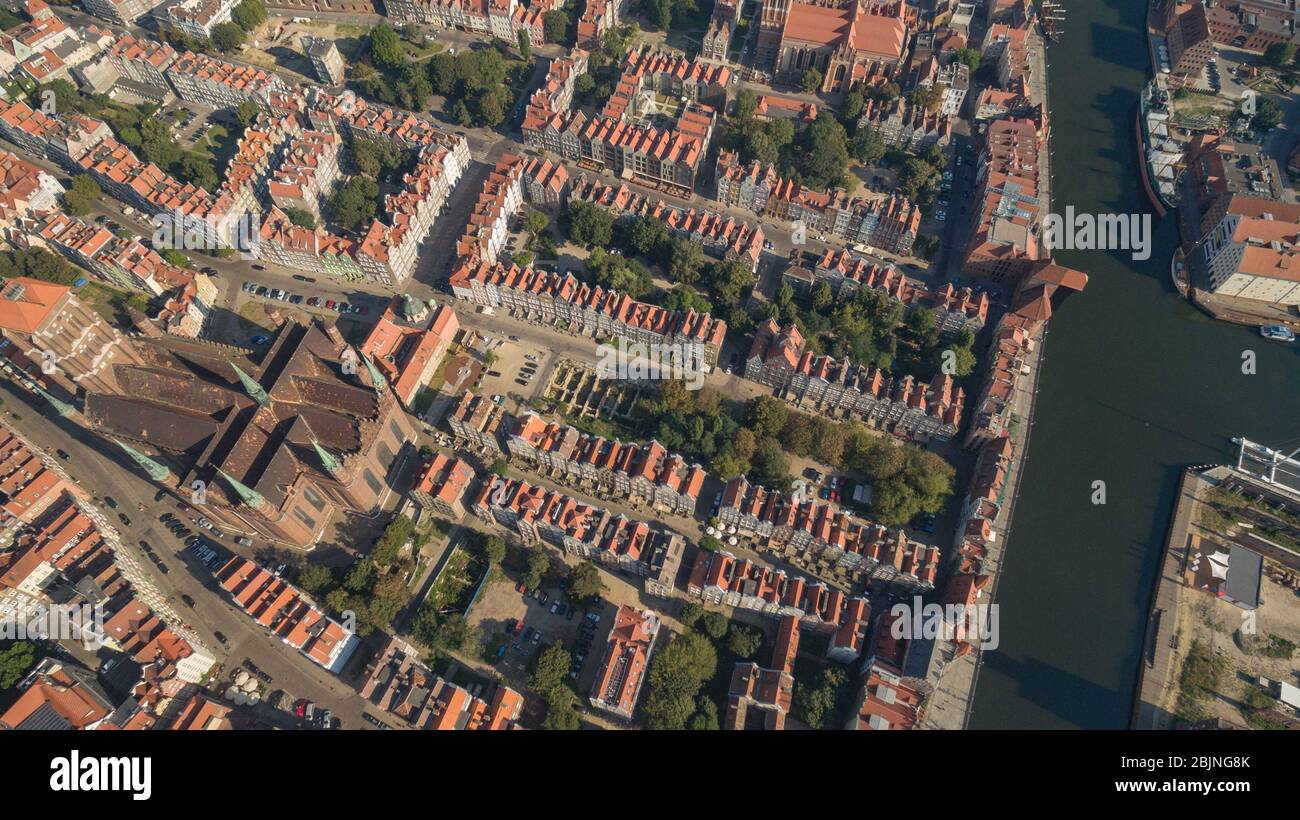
[744, 319, 965, 441]
[165, 49, 287, 109]
[857, 96, 954, 153]
[687, 548, 874, 627]
[455, 153, 526, 266]
[28, 212, 216, 335]
[701, 0, 742, 61]
[961, 113, 1048, 285]
[568, 172, 765, 271]
[781, 247, 988, 339]
[522, 48, 732, 195]
[714, 475, 941, 589]
[506, 412, 706, 517]
[470, 476, 684, 597]
[381, 0, 551, 45]
[360, 635, 524, 729]
[449, 257, 729, 368]
[715, 150, 923, 256]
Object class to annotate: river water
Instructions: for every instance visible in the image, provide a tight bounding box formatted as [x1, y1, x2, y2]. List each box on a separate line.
[968, 0, 1300, 729]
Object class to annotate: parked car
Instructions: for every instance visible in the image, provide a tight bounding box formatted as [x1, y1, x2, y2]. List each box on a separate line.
[118, 513, 131, 526]
[181, 594, 195, 607]
[214, 631, 228, 645]
[103, 497, 118, 509]
[235, 536, 253, 547]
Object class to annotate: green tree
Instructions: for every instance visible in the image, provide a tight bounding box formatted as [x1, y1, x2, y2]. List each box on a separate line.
[726, 624, 763, 658]
[568, 562, 606, 603]
[235, 99, 260, 127]
[699, 611, 728, 640]
[679, 602, 704, 629]
[231, 0, 266, 31]
[283, 206, 317, 229]
[687, 696, 718, 730]
[564, 200, 614, 246]
[668, 239, 705, 284]
[369, 24, 405, 70]
[297, 562, 335, 595]
[517, 29, 532, 61]
[954, 48, 981, 72]
[62, 174, 101, 215]
[850, 125, 885, 164]
[698, 535, 723, 553]
[543, 10, 569, 43]
[800, 68, 822, 93]
[326, 176, 379, 230]
[1264, 42, 1296, 66]
[522, 547, 549, 589]
[372, 515, 415, 566]
[528, 642, 572, 699]
[211, 21, 246, 52]
[643, 632, 717, 729]
[0, 641, 37, 689]
[1253, 97, 1284, 131]
[475, 89, 506, 127]
[480, 535, 506, 565]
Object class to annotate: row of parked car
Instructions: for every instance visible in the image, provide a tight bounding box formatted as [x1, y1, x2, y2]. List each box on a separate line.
[241, 281, 368, 315]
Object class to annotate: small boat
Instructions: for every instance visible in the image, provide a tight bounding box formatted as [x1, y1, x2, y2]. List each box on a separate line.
[1259, 324, 1296, 342]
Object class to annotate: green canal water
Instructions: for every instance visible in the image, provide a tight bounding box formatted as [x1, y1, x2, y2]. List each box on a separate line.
[968, 0, 1300, 729]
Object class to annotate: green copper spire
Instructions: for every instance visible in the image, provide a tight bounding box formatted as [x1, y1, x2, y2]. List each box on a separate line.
[218, 469, 266, 508]
[115, 440, 171, 482]
[32, 384, 74, 418]
[312, 440, 340, 474]
[362, 354, 386, 391]
[230, 363, 270, 406]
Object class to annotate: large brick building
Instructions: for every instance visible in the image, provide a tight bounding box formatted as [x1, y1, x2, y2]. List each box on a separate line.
[756, 0, 909, 92]
[77, 320, 420, 547]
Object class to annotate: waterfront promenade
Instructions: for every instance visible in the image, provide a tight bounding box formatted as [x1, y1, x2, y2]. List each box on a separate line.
[918, 28, 1054, 730]
[1131, 468, 1200, 729]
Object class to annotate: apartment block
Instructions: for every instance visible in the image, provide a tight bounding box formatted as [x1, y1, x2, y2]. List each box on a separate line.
[164, 50, 287, 109]
[589, 605, 658, 720]
[82, 0, 163, 25]
[446, 391, 510, 454]
[725, 614, 798, 729]
[216, 556, 359, 672]
[105, 30, 178, 89]
[152, 0, 239, 39]
[302, 35, 345, 85]
[409, 452, 476, 519]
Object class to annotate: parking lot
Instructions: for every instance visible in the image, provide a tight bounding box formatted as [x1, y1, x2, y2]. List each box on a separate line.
[470, 333, 553, 402]
[469, 575, 612, 696]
